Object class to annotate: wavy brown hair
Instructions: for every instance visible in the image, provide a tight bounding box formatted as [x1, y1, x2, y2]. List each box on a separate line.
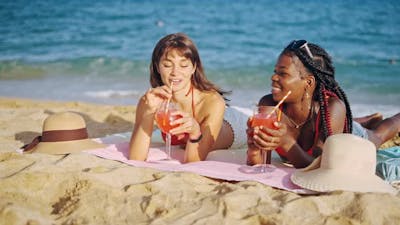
[149, 33, 229, 99]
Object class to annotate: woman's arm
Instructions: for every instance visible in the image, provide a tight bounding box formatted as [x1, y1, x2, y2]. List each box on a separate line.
[247, 95, 347, 168]
[187, 95, 225, 162]
[171, 93, 226, 162]
[246, 94, 275, 165]
[279, 97, 347, 168]
[129, 86, 171, 160]
[247, 116, 315, 168]
[128, 98, 156, 160]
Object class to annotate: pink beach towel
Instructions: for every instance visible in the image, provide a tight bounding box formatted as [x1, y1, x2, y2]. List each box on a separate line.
[86, 142, 314, 194]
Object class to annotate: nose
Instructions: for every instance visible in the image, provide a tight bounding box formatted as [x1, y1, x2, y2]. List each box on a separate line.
[271, 73, 278, 82]
[170, 65, 178, 76]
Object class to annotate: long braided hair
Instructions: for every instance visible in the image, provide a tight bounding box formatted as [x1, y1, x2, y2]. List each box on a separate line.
[283, 41, 353, 139]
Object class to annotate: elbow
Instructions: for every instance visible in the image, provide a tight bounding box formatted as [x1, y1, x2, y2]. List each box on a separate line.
[128, 145, 147, 161]
[293, 162, 309, 169]
[184, 151, 206, 163]
[292, 158, 314, 169]
[246, 147, 262, 165]
[128, 137, 149, 161]
[129, 153, 146, 161]
[184, 156, 202, 163]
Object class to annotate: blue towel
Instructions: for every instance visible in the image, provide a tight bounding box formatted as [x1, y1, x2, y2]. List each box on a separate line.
[376, 146, 400, 182]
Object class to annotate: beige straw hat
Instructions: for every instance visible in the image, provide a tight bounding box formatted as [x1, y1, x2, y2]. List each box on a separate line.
[22, 112, 106, 154]
[291, 133, 397, 195]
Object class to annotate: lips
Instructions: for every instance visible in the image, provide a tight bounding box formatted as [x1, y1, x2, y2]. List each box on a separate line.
[170, 79, 181, 86]
[271, 86, 281, 94]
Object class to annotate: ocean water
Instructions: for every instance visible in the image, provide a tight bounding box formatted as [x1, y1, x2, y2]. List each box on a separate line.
[1, 0, 399, 117]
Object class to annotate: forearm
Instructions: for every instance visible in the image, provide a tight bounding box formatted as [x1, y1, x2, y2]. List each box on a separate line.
[283, 142, 315, 168]
[247, 138, 314, 168]
[183, 142, 202, 162]
[180, 96, 225, 163]
[246, 147, 264, 165]
[184, 132, 212, 162]
[129, 108, 155, 160]
[129, 126, 152, 160]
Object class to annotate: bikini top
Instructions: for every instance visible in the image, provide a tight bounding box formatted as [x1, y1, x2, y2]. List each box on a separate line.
[161, 85, 195, 145]
[275, 92, 347, 160]
[275, 108, 320, 159]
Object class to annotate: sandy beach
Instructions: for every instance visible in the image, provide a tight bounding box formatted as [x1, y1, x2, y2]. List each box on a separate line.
[1, 97, 400, 225]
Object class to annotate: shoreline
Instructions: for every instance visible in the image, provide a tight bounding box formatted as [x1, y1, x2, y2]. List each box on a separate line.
[1, 97, 400, 224]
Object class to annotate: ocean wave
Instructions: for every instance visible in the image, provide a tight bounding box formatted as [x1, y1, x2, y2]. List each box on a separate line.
[0, 57, 148, 79]
[0, 60, 46, 79]
[84, 90, 141, 99]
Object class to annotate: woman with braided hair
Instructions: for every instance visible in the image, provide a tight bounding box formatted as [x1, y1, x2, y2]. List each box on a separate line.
[247, 40, 400, 168]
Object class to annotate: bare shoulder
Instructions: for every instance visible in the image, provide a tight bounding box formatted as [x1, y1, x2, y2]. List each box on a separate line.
[326, 96, 347, 133]
[327, 97, 346, 114]
[201, 91, 225, 108]
[197, 91, 226, 120]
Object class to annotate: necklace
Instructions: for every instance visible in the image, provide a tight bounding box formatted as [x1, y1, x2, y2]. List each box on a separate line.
[285, 103, 314, 129]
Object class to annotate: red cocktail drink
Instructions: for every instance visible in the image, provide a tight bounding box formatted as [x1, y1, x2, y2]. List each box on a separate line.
[155, 110, 182, 133]
[251, 106, 279, 169]
[251, 113, 277, 129]
[155, 101, 181, 160]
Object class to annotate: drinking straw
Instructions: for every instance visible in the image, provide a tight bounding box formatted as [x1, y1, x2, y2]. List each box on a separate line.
[262, 91, 291, 166]
[277, 108, 282, 122]
[267, 90, 291, 118]
[165, 82, 174, 113]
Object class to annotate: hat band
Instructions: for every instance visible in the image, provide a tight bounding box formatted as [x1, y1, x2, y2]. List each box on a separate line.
[22, 128, 89, 152]
[41, 128, 88, 142]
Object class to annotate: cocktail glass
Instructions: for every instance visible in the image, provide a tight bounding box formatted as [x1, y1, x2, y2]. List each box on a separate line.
[251, 106, 278, 172]
[155, 101, 181, 160]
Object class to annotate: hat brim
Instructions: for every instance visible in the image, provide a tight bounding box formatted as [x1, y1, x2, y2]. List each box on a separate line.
[26, 139, 106, 155]
[300, 156, 322, 171]
[291, 168, 397, 195]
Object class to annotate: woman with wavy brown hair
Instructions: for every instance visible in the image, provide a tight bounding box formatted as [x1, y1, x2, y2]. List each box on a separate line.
[129, 33, 249, 162]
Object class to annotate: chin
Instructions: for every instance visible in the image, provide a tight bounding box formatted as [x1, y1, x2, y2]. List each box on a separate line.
[272, 94, 280, 102]
[271, 90, 281, 101]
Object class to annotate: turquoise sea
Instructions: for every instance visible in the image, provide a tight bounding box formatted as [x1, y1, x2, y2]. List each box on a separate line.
[1, 0, 399, 117]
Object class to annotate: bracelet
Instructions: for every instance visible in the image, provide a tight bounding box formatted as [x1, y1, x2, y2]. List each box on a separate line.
[189, 133, 203, 143]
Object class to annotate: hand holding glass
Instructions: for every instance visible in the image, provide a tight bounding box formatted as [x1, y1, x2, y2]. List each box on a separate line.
[155, 101, 182, 160]
[251, 106, 279, 172]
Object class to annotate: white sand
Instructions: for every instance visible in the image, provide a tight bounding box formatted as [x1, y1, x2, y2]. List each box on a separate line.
[1, 97, 400, 225]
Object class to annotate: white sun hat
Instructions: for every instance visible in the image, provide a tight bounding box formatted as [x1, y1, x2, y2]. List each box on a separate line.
[22, 112, 106, 154]
[291, 133, 397, 195]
